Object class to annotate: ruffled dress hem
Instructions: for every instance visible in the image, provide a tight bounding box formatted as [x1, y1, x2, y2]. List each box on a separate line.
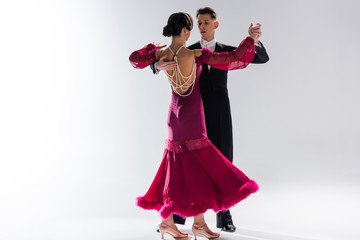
[136, 179, 259, 219]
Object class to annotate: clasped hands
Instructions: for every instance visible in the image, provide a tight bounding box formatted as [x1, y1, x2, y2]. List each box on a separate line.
[248, 23, 262, 44]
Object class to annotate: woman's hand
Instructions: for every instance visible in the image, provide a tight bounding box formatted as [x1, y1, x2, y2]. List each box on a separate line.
[248, 23, 262, 44]
[152, 43, 177, 71]
[153, 43, 167, 49]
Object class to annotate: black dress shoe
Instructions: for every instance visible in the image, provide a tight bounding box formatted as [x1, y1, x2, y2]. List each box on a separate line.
[216, 210, 236, 232]
[221, 218, 236, 232]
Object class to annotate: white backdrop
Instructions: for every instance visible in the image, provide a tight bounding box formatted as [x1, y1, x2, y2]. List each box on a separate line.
[0, 1, 359, 240]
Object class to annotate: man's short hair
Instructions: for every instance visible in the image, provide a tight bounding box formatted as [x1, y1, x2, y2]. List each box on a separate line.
[196, 7, 217, 20]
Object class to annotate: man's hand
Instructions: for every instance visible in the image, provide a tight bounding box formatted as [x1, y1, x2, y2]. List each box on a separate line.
[156, 55, 177, 71]
[248, 23, 262, 44]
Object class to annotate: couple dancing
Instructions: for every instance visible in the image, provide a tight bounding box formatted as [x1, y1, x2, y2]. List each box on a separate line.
[129, 7, 269, 239]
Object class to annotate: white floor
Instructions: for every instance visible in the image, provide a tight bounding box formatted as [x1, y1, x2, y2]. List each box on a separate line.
[0, 182, 359, 240]
[0, 217, 325, 240]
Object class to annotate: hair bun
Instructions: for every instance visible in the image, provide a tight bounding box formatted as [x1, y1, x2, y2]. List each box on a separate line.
[162, 12, 193, 37]
[163, 25, 173, 37]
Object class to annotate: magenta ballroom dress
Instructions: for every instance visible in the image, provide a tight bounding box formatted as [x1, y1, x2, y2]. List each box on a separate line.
[129, 37, 259, 219]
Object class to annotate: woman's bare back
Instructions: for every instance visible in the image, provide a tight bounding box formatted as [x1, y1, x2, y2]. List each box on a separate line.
[156, 47, 203, 96]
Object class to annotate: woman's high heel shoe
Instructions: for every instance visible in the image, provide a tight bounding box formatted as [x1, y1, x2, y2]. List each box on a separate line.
[159, 222, 188, 239]
[192, 223, 220, 239]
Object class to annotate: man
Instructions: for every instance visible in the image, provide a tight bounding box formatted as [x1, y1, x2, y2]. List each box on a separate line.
[151, 7, 269, 232]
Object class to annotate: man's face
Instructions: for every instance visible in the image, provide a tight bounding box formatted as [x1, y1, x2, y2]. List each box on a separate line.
[197, 13, 218, 40]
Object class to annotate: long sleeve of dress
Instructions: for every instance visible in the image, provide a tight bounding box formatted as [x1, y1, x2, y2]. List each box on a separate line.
[197, 37, 255, 70]
[129, 43, 158, 69]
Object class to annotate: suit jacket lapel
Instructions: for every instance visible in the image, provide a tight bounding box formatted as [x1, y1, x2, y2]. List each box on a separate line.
[215, 42, 224, 53]
[192, 41, 202, 49]
[209, 42, 225, 73]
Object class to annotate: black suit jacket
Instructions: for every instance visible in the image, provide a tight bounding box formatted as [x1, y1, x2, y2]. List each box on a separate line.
[151, 41, 269, 163]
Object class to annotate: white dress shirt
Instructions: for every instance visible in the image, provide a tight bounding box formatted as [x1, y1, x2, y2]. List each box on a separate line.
[200, 38, 217, 52]
[200, 38, 216, 70]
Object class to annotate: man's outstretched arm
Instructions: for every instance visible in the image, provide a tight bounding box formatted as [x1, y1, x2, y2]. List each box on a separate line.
[252, 42, 269, 63]
[249, 23, 269, 63]
[226, 23, 269, 64]
[150, 55, 177, 74]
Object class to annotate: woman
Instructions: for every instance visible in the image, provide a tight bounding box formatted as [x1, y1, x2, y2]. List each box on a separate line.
[129, 12, 259, 239]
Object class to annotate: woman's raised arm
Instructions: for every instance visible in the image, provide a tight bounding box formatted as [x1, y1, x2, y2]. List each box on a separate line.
[129, 44, 158, 69]
[197, 37, 255, 71]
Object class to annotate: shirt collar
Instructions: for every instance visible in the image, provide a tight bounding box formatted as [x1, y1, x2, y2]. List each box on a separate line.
[200, 38, 217, 48]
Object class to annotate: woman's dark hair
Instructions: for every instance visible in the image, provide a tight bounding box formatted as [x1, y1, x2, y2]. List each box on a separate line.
[163, 12, 193, 37]
[196, 7, 217, 20]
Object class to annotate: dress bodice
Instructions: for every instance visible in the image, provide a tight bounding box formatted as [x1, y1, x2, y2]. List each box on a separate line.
[166, 59, 206, 141]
